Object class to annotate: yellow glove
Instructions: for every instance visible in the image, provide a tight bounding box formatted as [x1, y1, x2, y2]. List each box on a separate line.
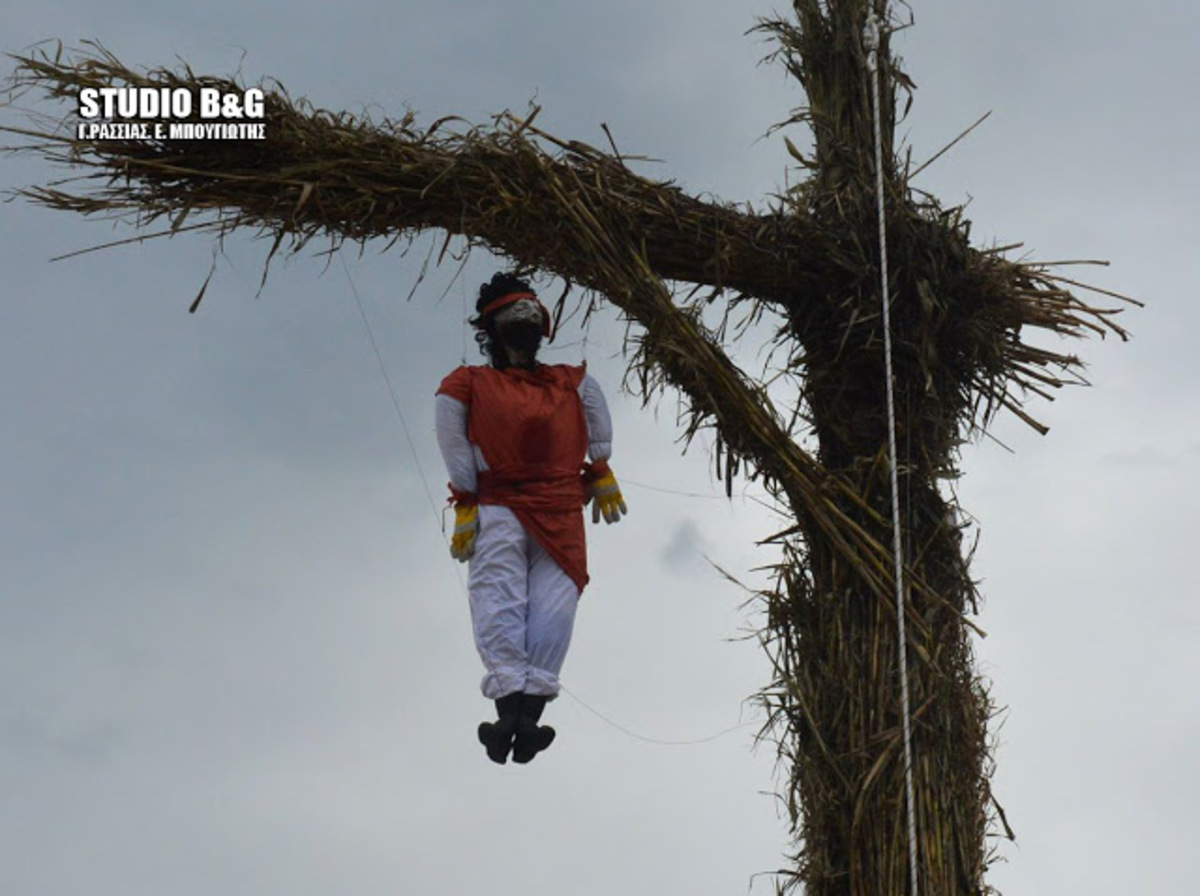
[450, 503, 479, 561]
[587, 465, 628, 525]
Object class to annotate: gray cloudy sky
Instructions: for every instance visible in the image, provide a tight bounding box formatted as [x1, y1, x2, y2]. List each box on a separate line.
[2, 1, 1197, 894]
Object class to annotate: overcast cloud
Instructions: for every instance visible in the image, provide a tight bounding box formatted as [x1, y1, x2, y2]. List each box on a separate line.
[2, 2, 1198, 894]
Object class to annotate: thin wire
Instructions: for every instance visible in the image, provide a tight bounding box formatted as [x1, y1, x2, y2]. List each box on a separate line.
[580, 298, 590, 364]
[559, 684, 756, 746]
[340, 255, 444, 527]
[622, 477, 745, 500]
[865, 11, 921, 896]
[342, 258, 748, 751]
[460, 272, 469, 366]
[620, 477, 788, 519]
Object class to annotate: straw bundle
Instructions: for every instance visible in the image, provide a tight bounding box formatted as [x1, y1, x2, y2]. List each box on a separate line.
[2, 3, 1135, 893]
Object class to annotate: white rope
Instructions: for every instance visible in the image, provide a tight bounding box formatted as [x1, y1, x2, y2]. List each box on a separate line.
[864, 11, 920, 896]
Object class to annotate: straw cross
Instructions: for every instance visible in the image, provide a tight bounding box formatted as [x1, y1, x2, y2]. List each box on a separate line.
[1, 3, 1135, 893]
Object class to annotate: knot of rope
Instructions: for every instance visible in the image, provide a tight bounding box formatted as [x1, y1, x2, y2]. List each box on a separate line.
[863, 12, 881, 72]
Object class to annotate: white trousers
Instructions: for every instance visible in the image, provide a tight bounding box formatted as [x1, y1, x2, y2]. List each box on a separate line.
[468, 505, 580, 700]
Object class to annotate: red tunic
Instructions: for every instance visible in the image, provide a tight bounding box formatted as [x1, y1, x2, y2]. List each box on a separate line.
[437, 364, 591, 593]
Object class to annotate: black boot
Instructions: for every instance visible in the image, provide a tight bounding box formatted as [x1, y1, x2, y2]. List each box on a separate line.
[477, 693, 522, 765]
[511, 693, 556, 764]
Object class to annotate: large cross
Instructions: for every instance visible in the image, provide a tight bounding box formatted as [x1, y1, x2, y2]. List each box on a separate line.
[1, 3, 1132, 893]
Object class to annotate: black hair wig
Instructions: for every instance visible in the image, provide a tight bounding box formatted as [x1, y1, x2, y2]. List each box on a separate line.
[471, 271, 536, 369]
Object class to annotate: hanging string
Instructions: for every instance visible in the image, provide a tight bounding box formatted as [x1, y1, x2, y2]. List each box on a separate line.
[559, 685, 755, 747]
[460, 270, 470, 366]
[864, 11, 921, 896]
[580, 296, 590, 365]
[341, 255, 444, 528]
[341, 258, 754, 750]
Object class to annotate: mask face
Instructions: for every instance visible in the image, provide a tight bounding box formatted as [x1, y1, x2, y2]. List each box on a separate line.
[498, 319, 543, 356]
[493, 298, 545, 358]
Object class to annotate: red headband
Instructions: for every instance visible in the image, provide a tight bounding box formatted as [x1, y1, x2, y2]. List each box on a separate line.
[477, 291, 552, 338]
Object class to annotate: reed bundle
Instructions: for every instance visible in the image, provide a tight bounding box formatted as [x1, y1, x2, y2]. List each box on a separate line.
[2, 5, 1135, 891]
